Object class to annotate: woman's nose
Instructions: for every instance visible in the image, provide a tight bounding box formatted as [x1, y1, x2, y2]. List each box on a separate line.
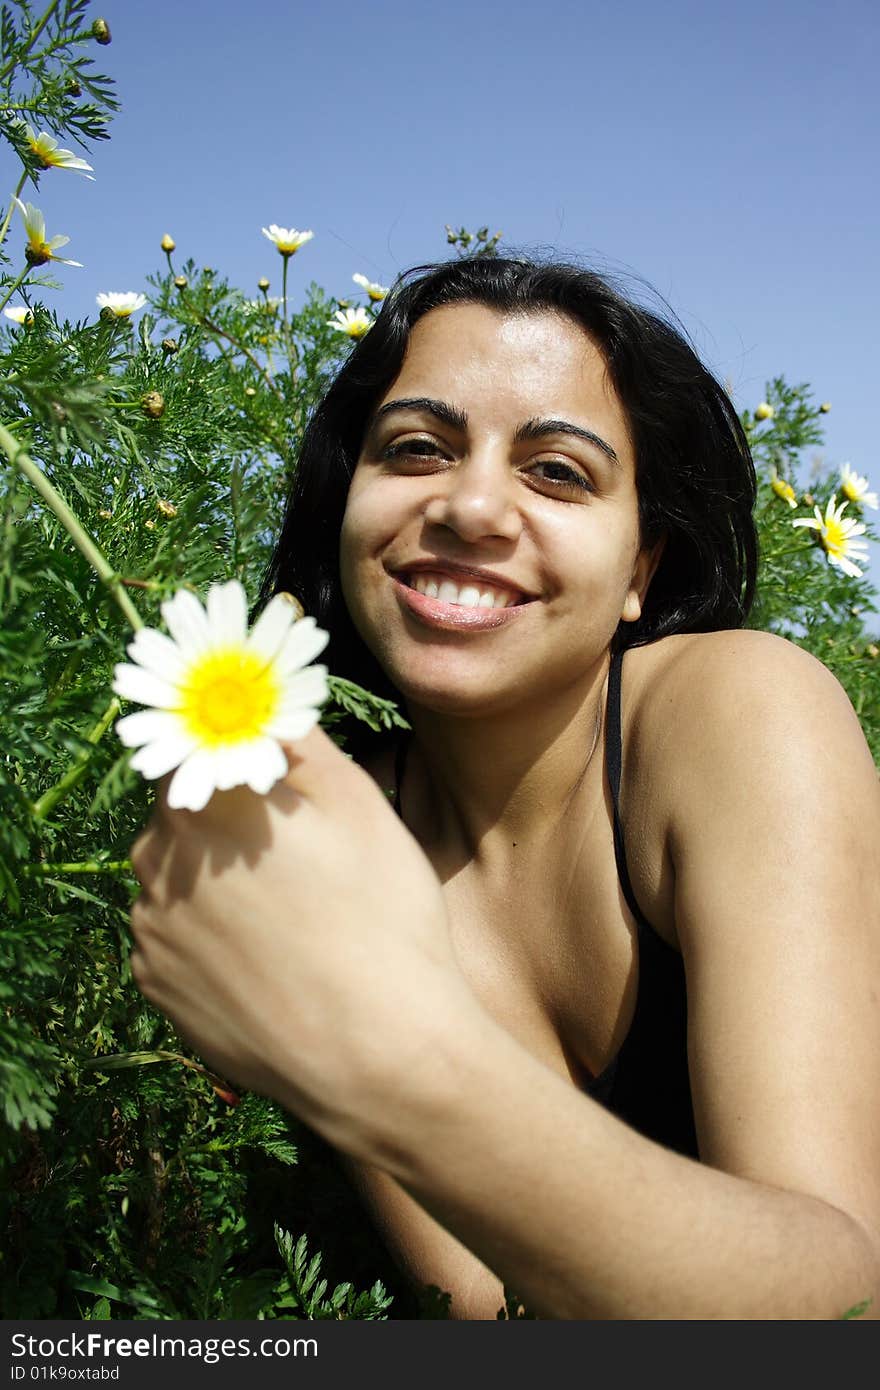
[422, 450, 522, 543]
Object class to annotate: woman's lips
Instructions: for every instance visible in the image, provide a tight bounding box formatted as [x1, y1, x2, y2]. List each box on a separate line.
[391, 575, 532, 631]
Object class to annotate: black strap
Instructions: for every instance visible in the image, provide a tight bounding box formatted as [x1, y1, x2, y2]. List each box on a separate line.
[605, 647, 652, 931]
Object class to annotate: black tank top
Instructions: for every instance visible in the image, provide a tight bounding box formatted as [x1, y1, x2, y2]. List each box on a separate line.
[391, 647, 698, 1160]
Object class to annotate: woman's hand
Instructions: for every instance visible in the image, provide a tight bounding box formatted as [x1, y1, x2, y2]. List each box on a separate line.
[129, 725, 472, 1156]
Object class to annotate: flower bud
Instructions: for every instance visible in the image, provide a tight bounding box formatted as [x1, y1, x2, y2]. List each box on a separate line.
[257, 277, 270, 291]
[50, 401, 67, 423]
[819, 402, 831, 413]
[244, 386, 256, 397]
[67, 80, 82, 97]
[144, 518, 155, 530]
[161, 337, 179, 355]
[92, 17, 111, 43]
[755, 402, 774, 421]
[156, 498, 177, 518]
[141, 390, 165, 419]
[867, 644, 879, 660]
[98, 508, 112, 520]
[173, 275, 188, 291]
[211, 1083, 241, 1106]
[803, 493, 815, 506]
[161, 233, 175, 253]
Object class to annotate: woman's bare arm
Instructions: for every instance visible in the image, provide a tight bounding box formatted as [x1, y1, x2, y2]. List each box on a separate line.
[128, 633, 880, 1318]
[351, 632, 880, 1318]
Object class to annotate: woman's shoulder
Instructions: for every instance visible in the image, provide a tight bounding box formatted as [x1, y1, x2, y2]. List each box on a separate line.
[624, 628, 849, 732]
[623, 629, 874, 828]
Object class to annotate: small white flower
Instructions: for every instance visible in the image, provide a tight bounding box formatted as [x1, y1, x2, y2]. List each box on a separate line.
[13, 197, 82, 267]
[840, 463, 878, 510]
[328, 306, 372, 339]
[3, 305, 33, 325]
[96, 291, 147, 318]
[112, 582, 329, 811]
[792, 495, 870, 579]
[22, 124, 95, 178]
[352, 273, 388, 302]
[261, 224, 314, 256]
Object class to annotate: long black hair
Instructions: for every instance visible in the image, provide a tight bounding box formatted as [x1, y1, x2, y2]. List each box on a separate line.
[260, 256, 758, 753]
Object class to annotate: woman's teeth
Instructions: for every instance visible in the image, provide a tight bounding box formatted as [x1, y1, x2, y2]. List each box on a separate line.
[408, 574, 518, 609]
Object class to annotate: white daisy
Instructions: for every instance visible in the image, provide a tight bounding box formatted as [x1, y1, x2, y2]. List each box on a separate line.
[261, 224, 314, 256]
[840, 463, 878, 511]
[13, 197, 82, 267]
[96, 291, 147, 318]
[3, 305, 33, 325]
[792, 495, 870, 579]
[328, 306, 372, 339]
[112, 582, 329, 812]
[352, 273, 388, 302]
[22, 124, 95, 178]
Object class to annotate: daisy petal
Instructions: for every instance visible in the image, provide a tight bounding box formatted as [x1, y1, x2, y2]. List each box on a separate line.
[113, 663, 181, 709]
[266, 706, 321, 742]
[275, 617, 330, 674]
[209, 742, 262, 791]
[130, 732, 201, 780]
[247, 595, 296, 662]
[242, 738, 289, 794]
[161, 589, 212, 653]
[276, 664, 329, 710]
[126, 627, 187, 682]
[166, 749, 221, 811]
[115, 708, 184, 748]
[206, 580, 248, 646]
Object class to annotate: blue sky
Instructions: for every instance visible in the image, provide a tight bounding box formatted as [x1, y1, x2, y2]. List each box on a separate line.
[8, 0, 880, 592]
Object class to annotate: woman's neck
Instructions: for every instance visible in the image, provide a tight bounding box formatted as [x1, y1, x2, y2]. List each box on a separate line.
[396, 658, 610, 872]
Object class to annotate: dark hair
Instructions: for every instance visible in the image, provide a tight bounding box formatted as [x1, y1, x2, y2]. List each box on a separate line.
[260, 256, 757, 752]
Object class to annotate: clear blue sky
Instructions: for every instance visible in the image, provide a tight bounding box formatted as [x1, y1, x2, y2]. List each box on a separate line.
[9, 0, 880, 592]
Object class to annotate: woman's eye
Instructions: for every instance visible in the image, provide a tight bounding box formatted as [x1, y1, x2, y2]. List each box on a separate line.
[382, 439, 446, 462]
[528, 460, 594, 494]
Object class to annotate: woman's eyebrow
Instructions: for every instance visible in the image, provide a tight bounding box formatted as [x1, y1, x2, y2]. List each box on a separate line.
[371, 397, 468, 433]
[514, 417, 620, 466]
[370, 399, 620, 467]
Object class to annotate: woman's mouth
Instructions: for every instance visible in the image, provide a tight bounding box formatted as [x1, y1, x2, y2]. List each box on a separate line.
[391, 571, 533, 631]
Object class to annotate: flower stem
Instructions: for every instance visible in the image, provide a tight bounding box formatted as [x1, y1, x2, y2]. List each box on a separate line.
[0, 0, 58, 85]
[0, 421, 144, 631]
[0, 171, 27, 256]
[31, 696, 122, 820]
[0, 265, 28, 317]
[25, 859, 133, 875]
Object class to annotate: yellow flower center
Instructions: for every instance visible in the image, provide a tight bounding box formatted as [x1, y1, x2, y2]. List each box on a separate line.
[179, 648, 281, 746]
[821, 518, 848, 557]
[841, 479, 859, 502]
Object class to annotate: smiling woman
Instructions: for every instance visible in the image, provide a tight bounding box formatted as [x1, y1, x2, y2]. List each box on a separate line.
[129, 256, 880, 1320]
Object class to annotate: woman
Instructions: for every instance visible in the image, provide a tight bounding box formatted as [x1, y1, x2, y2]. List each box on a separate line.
[129, 257, 880, 1319]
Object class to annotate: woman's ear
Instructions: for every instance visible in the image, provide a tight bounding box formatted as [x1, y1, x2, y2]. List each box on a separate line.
[621, 534, 666, 624]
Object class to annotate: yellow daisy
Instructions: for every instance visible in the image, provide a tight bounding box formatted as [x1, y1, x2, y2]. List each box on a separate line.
[840, 463, 878, 511]
[13, 198, 82, 267]
[112, 581, 329, 811]
[328, 306, 371, 339]
[353, 273, 389, 302]
[792, 495, 870, 579]
[96, 292, 147, 318]
[261, 224, 314, 256]
[22, 124, 94, 178]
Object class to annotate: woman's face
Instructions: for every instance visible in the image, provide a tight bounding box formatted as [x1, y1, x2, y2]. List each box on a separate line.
[339, 303, 662, 717]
